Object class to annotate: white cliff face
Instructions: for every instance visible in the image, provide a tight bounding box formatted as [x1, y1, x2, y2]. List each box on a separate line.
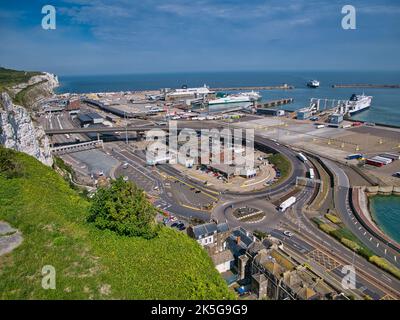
[11, 72, 59, 95]
[0, 92, 53, 166]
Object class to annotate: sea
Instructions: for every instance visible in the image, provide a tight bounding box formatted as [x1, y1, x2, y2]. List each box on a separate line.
[57, 70, 400, 240]
[57, 70, 400, 126]
[370, 196, 400, 244]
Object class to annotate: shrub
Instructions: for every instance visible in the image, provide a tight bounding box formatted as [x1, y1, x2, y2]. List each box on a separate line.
[0, 146, 24, 178]
[319, 223, 337, 233]
[340, 238, 360, 252]
[88, 177, 159, 239]
[369, 256, 400, 280]
[325, 214, 341, 224]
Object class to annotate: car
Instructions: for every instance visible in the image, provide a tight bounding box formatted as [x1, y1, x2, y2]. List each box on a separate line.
[123, 176, 129, 181]
[171, 223, 178, 228]
[176, 223, 184, 229]
[170, 216, 177, 222]
[178, 225, 186, 231]
[195, 190, 201, 193]
[153, 186, 159, 190]
[122, 162, 128, 169]
[283, 230, 293, 237]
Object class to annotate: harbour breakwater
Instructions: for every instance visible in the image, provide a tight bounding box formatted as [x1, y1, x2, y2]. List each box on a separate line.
[332, 84, 400, 89]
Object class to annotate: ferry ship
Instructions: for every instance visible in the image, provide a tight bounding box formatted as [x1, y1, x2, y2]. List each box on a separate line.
[307, 80, 320, 88]
[208, 91, 261, 105]
[346, 94, 372, 115]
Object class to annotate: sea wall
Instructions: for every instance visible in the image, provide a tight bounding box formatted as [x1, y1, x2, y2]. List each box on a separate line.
[365, 185, 400, 196]
[351, 187, 400, 250]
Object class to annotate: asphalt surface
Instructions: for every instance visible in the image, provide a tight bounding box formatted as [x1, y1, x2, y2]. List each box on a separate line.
[323, 159, 400, 268]
[44, 116, 400, 299]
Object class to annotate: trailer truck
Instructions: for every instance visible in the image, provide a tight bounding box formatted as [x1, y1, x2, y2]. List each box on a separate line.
[278, 197, 297, 212]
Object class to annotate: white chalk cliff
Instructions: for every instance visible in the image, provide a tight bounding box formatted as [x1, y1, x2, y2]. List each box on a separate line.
[0, 72, 59, 166]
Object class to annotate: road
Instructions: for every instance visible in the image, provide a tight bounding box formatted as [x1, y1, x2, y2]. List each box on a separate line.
[323, 159, 400, 268]
[43, 115, 400, 299]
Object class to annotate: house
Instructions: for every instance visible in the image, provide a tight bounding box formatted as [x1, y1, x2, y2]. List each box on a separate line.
[187, 222, 233, 273]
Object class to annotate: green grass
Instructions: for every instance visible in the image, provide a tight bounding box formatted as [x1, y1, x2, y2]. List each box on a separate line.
[268, 153, 291, 183]
[312, 217, 374, 260]
[13, 80, 46, 106]
[0, 67, 42, 93]
[0, 150, 234, 299]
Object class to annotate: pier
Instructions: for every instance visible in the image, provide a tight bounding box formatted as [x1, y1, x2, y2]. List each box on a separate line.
[332, 84, 400, 89]
[211, 84, 294, 91]
[256, 98, 294, 108]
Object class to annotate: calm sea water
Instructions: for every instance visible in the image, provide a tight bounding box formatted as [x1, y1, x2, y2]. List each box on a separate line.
[370, 196, 400, 244]
[57, 71, 400, 126]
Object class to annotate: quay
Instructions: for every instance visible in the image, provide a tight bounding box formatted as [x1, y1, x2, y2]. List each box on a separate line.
[256, 98, 294, 108]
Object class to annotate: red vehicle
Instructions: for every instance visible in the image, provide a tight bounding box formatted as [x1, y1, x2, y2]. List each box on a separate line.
[352, 122, 363, 127]
[366, 159, 384, 167]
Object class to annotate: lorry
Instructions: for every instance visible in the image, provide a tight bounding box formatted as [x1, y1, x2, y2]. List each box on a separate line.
[278, 196, 297, 212]
[309, 168, 315, 180]
[297, 153, 308, 163]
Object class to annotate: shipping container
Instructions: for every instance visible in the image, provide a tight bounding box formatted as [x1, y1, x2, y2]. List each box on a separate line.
[380, 153, 400, 160]
[366, 159, 385, 167]
[372, 156, 392, 165]
[346, 154, 363, 160]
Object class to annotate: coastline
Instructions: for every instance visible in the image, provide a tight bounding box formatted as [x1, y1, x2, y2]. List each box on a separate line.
[368, 194, 400, 245]
[351, 187, 400, 249]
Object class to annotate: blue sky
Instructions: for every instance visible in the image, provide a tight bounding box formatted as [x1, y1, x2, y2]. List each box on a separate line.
[0, 0, 399, 75]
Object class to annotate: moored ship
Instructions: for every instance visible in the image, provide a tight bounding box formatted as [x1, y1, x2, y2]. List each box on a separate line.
[346, 93, 372, 115]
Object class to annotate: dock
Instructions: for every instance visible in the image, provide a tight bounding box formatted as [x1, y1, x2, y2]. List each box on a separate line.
[332, 84, 400, 89]
[212, 84, 294, 91]
[256, 98, 294, 108]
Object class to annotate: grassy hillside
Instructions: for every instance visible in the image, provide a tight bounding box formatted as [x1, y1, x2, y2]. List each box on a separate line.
[0, 67, 42, 93]
[0, 148, 234, 299]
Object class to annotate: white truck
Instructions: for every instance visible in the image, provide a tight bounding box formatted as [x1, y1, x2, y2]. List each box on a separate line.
[278, 196, 297, 212]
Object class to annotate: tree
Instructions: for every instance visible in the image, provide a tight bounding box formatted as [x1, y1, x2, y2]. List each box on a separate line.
[0, 146, 23, 178]
[88, 177, 159, 239]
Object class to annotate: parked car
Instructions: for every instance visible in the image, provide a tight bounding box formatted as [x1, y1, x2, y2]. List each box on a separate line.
[171, 223, 178, 228]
